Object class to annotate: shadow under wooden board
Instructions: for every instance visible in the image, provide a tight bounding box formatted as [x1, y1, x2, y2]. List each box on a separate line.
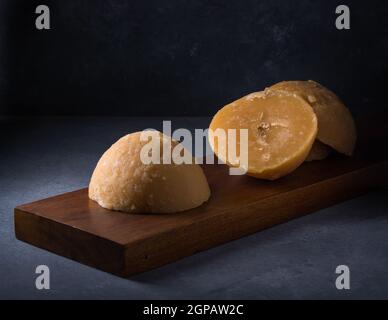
[14, 140, 388, 277]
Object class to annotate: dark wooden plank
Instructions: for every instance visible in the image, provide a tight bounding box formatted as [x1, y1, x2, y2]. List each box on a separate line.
[14, 142, 388, 277]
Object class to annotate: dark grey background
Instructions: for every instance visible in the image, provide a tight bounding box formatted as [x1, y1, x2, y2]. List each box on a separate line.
[0, 0, 387, 116]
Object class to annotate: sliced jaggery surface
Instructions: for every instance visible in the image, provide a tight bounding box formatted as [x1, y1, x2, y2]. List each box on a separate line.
[270, 80, 357, 156]
[209, 90, 318, 180]
[306, 140, 332, 162]
[89, 131, 211, 213]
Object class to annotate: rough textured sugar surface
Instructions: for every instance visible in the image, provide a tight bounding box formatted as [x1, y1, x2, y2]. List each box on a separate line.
[270, 80, 357, 156]
[89, 131, 211, 213]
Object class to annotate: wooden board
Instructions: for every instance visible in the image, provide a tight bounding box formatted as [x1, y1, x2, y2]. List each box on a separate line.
[14, 141, 388, 277]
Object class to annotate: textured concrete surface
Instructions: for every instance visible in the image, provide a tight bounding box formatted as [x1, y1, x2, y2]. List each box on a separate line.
[1, 117, 388, 299]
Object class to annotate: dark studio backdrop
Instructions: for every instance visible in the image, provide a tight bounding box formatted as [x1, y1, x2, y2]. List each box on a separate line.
[0, 0, 387, 117]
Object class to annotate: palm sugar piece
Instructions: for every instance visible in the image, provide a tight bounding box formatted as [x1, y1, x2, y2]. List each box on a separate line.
[270, 80, 357, 155]
[89, 131, 211, 214]
[209, 90, 318, 180]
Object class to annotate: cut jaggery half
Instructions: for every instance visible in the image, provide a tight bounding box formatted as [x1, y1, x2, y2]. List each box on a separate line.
[270, 80, 357, 156]
[209, 90, 318, 180]
[89, 131, 211, 213]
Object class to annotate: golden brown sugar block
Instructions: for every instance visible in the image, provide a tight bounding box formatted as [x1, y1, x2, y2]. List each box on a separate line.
[270, 80, 357, 156]
[89, 131, 211, 213]
[209, 90, 318, 180]
[306, 140, 332, 162]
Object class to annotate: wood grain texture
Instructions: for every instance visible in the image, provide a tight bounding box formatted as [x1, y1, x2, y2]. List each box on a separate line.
[14, 142, 388, 277]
